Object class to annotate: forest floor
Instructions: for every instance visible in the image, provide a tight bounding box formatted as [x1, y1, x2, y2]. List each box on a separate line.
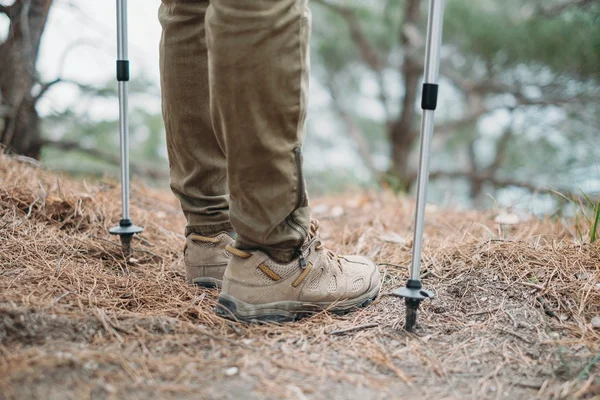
[1, 154, 599, 400]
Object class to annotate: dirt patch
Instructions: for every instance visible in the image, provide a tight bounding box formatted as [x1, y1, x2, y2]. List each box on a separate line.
[1, 154, 599, 399]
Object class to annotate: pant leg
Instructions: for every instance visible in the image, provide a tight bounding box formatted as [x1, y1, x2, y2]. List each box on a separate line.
[206, 0, 312, 263]
[159, 0, 232, 236]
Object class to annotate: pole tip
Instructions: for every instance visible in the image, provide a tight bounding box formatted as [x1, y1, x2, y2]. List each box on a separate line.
[120, 234, 133, 257]
[404, 301, 419, 332]
[391, 283, 434, 332]
[109, 221, 143, 258]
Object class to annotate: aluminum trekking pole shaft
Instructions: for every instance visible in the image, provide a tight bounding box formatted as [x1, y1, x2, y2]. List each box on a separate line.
[116, 0, 130, 220]
[109, 0, 142, 256]
[409, 0, 445, 282]
[391, 0, 445, 332]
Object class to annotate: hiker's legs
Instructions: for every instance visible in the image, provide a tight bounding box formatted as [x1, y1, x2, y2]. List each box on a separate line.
[206, 0, 311, 262]
[204, 0, 381, 320]
[159, 0, 231, 236]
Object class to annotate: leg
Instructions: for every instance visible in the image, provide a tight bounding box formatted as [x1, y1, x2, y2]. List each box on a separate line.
[159, 0, 234, 287]
[206, 0, 381, 321]
[206, 0, 311, 263]
[159, 0, 231, 237]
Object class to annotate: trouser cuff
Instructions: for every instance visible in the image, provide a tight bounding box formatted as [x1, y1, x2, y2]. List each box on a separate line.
[185, 222, 233, 237]
[234, 238, 297, 264]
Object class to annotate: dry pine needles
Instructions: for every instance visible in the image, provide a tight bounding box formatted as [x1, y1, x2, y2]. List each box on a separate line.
[0, 154, 599, 399]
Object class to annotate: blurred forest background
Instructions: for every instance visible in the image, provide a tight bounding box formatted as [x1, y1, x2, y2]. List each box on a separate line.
[0, 0, 599, 216]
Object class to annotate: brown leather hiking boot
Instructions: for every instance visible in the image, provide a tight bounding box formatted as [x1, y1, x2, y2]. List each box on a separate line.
[216, 220, 381, 322]
[184, 232, 234, 288]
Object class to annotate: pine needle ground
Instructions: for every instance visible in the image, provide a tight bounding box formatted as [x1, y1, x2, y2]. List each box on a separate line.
[1, 155, 598, 399]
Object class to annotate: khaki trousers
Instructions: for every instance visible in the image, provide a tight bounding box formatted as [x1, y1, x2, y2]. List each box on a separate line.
[159, 0, 311, 263]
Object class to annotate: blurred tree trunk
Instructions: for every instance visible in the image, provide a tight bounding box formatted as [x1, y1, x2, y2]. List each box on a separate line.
[389, 0, 421, 191]
[0, 0, 53, 159]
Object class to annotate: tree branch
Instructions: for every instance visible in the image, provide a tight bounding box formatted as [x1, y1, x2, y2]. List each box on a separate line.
[407, 89, 584, 140]
[0, 5, 11, 16]
[385, 0, 422, 183]
[538, 0, 594, 17]
[32, 39, 102, 104]
[312, 0, 384, 72]
[41, 139, 168, 180]
[395, 0, 421, 132]
[404, 101, 490, 141]
[33, 77, 61, 103]
[312, 0, 391, 120]
[487, 126, 514, 174]
[426, 170, 588, 201]
[325, 82, 381, 181]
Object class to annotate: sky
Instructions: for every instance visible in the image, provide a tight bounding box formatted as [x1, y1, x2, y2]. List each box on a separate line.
[36, 0, 163, 117]
[27, 0, 367, 177]
[3, 0, 595, 212]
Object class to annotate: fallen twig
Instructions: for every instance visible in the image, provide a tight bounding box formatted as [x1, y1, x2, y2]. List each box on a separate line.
[497, 328, 533, 344]
[536, 296, 558, 318]
[516, 381, 544, 389]
[329, 323, 378, 336]
[467, 307, 500, 317]
[577, 353, 600, 381]
[519, 281, 545, 291]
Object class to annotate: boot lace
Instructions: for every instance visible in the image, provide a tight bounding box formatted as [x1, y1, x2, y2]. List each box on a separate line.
[310, 219, 342, 271]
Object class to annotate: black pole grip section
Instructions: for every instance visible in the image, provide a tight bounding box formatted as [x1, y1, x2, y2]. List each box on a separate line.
[406, 279, 423, 289]
[116, 60, 130, 82]
[421, 83, 438, 110]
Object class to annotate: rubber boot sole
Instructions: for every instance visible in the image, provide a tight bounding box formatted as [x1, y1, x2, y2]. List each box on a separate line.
[214, 285, 380, 323]
[191, 277, 222, 289]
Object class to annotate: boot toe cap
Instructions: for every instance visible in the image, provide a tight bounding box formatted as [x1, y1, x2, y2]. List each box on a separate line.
[340, 255, 381, 294]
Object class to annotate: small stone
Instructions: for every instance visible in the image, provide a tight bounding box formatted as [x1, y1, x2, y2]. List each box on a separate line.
[559, 314, 569, 322]
[224, 367, 239, 377]
[425, 204, 439, 212]
[549, 332, 560, 339]
[591, 316, 600, 329]
[330, 206, 344, 218]
[84, 360, 99, 371]
[103, 384, 116, 394]
[379, 231, 406, 245]
[345, 197, 364, 209]
[495, 213, 520, 225]
[311, 204, 329, 216]
[576, 272, 590, 280]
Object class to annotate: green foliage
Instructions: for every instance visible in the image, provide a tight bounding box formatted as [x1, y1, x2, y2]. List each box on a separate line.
[577, 354, 600, 381]
[579, 188, 600, 244]
[308, 0, 599, 210]
[36, 0, 599, 213]
[311, 1, 401, 74]
[41, 76, 167, 184]
[445, 0, 600, 79]
[591, 201, 600, 244]
[305, 168, 376, 196]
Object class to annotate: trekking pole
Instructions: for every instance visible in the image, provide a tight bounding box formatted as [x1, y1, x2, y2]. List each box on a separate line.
[109, 0, 143, 256]
[392, 0, 446, 332]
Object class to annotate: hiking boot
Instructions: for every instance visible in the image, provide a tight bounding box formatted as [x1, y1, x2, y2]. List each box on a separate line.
[216, 220, 381, 322]
[184, 231, 235, 288]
